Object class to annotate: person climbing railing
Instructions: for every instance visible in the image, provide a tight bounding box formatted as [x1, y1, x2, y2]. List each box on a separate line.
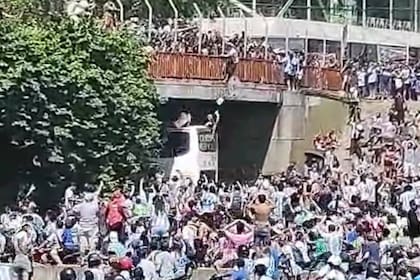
[149, 52, 343, 91]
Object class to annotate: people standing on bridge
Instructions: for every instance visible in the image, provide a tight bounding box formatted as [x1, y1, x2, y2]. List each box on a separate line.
[367, 63, 378, 99]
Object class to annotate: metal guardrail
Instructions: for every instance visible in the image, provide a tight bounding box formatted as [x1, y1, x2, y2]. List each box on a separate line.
[149, 52, 343, 92]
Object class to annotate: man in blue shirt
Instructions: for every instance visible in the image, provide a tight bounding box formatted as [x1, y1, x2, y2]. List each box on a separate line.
[231, 259, 248, 280]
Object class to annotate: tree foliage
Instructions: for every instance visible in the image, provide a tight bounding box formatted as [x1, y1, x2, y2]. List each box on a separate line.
[0, 17, 160, 189]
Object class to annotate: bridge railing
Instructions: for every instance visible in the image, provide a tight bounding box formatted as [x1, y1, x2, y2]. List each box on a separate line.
[149, 52, 342, 91]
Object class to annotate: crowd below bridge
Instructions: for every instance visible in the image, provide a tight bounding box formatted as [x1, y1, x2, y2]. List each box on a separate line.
[2, 98, 420, 280]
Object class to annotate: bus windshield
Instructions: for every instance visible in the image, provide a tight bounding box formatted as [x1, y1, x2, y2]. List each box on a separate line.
[160, 131, 190, 158]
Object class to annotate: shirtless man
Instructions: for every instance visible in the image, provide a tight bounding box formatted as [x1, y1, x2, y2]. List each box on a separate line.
[248, 194, 274, 246]
[249, 194, 273, 223]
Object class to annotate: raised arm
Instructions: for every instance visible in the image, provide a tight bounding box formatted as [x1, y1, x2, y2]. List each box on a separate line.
[128, 181, 135, 198]
[95, 181, 103, 197]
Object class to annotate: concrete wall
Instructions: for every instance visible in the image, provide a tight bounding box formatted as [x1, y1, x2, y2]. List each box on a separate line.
[156, 79, 281, 104]
[262, 91, 307, 174]
[202, 17, 420, 48]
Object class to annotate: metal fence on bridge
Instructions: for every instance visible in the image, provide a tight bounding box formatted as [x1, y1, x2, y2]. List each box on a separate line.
[149, 52, 342, 91]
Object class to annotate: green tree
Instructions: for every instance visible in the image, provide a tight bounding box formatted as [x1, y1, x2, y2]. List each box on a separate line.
[119, 0, 222, 19]
[0, 17, 160, 193]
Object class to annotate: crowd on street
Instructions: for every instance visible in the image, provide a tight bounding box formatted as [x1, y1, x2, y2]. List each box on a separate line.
[2, 98, 420, 280]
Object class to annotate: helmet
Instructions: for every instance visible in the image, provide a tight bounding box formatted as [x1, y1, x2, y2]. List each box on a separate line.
[87, 253, 102, 267]
[366, 262, 380, 278]
[59, 268, 77, 280]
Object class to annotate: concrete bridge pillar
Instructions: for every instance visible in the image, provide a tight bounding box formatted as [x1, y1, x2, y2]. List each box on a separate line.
[262, 91, 307, 174]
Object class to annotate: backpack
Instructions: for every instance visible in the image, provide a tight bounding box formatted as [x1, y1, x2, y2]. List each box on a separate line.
[61, 228, 75, 250]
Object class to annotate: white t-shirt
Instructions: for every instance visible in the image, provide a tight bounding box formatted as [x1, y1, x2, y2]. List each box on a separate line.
[358, 181, 369, 201]
[295, 241, 311, 263]
[357, 71, 366, 87]
[13, 231, 31, 255]
[138, 259, 158, 280]
[154, 251, 176, 280]
[343, 184, 358, 202]
[368, 67, 377, 84]
[395, 78, 403, 89]
[365, 178, 377, 203]
[64, 187, 75, 209]
[400, 190, 417, 212]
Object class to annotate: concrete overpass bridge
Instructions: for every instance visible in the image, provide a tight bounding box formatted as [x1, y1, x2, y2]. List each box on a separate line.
[149, 52, 344, 179]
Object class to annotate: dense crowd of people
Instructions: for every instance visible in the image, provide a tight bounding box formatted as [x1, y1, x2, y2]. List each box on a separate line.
[4, 10, 420, 280]
[342, 60, 420, 101]
[2, 98, 420, 280]
[144, 19, 275, 60]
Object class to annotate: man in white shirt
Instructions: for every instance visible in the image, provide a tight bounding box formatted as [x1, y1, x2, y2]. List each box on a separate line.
[74, 193, 99, 252]
[357, 67, 367, 98]
[153, 249, 176, 280]
[400, 185, 417, 214]
[138, 250, 158, 280]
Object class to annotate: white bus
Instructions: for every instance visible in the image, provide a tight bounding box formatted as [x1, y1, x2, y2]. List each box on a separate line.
[157, 125, 218, 183]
